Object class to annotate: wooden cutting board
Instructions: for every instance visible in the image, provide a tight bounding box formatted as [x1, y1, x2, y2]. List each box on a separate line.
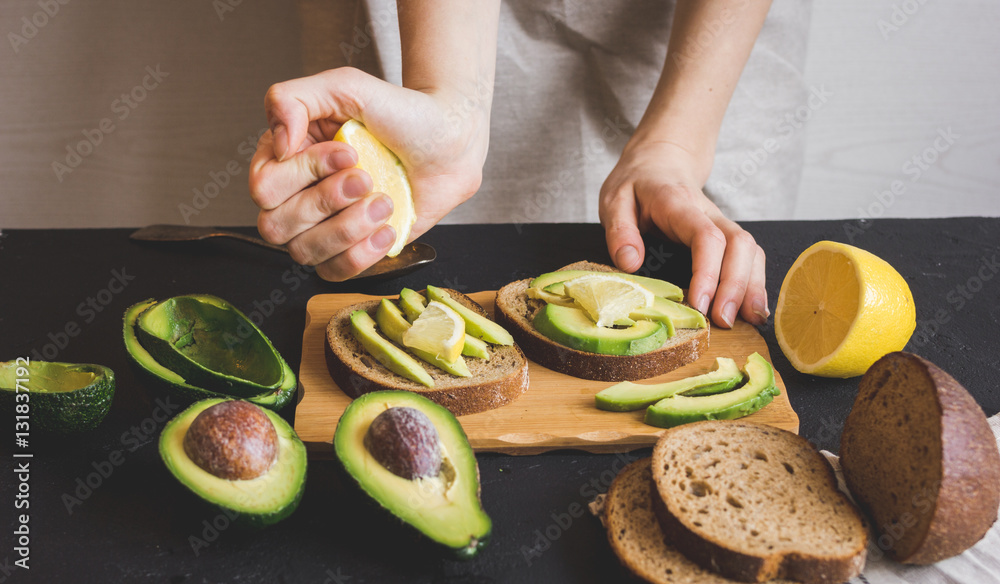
[294, 291, 798, 456]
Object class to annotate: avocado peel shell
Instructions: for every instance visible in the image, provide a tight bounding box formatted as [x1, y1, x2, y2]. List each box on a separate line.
[124, 298, 296, 411]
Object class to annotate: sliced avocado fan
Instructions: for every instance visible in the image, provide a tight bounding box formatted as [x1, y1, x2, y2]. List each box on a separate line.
[0, 359, 115, 432]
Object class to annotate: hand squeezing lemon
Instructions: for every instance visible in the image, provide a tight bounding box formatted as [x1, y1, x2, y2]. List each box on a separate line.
[333, 120, 416, 257]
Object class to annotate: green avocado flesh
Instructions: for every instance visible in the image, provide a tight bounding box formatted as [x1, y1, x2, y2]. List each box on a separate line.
[528, 270, 683, 302]
[159, 398, 306, 526]
[136, 295, 285, 398]
[533, 303, 668, 356]
[351, 310, 435, 388]
[644, 353, 779, 428]
[397, 290, 489, 359]
[375, 300, 471, 378]
[0, 360, 115, 432]
[124, 300, 295, 411]
[595, 357, 744, 412]
[334, 391, 492, 558]
[630, 297, 706, 330]
[426, 286, 514, 346]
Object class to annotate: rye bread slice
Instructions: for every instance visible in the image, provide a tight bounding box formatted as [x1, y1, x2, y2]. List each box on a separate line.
[493, 261, 710, 382]
[651, 420, 867, 584]
[840, 351, 1000, 564]
[604, 458, 797, 584]
[325, 289, 529, 416]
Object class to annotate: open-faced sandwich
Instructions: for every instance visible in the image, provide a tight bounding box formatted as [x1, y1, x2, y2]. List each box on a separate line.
[325, 286, 529, 416]
[494, 261, 709, 381]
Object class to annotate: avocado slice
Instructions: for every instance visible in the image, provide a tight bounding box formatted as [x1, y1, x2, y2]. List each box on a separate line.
[374, 299, 471, 377]
[398, 287, 427, 322]
[644, 353, 780, 428]
[350, 310, 434, 388]
[630, 296, 706, 330]
[533, 303, 668, 356]
[528, 270, 683, 302]
[334, 391, 492, 558]
[594, 357, 744, 412]
[399, 289, 491, 359]
[159, 398, 306, 526]
[426, 285, 514, 346]
[124, 300, 296, 411]
[135, 295, 285, 398]
[0, 360, 114, 433]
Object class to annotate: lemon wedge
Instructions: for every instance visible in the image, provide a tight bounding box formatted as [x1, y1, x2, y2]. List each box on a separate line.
[333, 119, 416, 257]
[402, 301, 466, 364]
[563, 274, 655, 328]
[775, 241, 916, 378]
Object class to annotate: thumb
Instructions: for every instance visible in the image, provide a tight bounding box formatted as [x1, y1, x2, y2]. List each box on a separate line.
[264, 67, 373, 161]
[599, 186, 645, 273]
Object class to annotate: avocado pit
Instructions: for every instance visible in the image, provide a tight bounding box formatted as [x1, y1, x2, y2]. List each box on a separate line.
[183, 400, 278, 480]
[363, 406, 442, 480]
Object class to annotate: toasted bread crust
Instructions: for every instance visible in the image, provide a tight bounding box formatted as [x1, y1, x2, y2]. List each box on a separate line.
[325, 289, 528, 416]
[651, 421, 867, 584]
[493, 262, 709, 382]
[840, 352, 1000, 564]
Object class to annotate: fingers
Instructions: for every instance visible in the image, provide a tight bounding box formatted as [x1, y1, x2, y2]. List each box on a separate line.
[708, 227, 767, 328]
[599, 184, 646, 273]
[249, 139, 358, 212]
[264, 67, 371, 161]
[256, 168, 373, 245]
[283, 193, 396, 280]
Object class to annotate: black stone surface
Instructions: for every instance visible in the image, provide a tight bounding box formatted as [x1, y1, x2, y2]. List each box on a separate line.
[0, 219, 998, 583]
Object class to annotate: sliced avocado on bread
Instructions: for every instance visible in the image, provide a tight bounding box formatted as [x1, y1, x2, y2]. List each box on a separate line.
[495, 261, 709, 382]
[325, 288, 528, 416]
[840, 351, 1000, 564]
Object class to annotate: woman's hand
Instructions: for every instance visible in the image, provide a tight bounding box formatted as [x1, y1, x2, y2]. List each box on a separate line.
[249, 67, 491, 281]
[600, 139, 768, 328]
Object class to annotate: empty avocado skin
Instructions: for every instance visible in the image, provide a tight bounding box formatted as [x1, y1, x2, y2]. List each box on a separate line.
[334, 391, 492, 559]
[123, 299, 295, 411]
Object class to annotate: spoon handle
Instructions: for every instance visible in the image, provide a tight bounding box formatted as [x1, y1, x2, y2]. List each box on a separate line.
[217, 231, 288, 254]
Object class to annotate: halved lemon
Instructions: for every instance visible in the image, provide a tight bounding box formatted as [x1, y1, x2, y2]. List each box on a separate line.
[563, 274, 655, 328]
[333, 119, 416, 257]
[402, 301, 466, 364]
[775, 241, 915, 378]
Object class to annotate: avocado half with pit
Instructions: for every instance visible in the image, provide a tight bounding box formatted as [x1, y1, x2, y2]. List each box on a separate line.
[159, 398, 306, 526]
[334, 391, 492, 559]
[0, 360, 114, 432]
[124, 298, 296, 411]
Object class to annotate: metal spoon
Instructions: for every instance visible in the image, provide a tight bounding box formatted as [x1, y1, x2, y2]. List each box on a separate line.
[129, 224, 436, 280]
